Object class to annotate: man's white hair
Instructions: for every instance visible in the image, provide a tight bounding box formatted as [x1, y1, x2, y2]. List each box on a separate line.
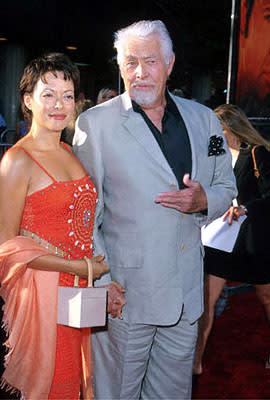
[114, 20, 174, 66]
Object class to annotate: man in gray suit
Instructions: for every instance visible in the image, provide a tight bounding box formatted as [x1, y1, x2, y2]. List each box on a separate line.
[73, 20, 236, 400]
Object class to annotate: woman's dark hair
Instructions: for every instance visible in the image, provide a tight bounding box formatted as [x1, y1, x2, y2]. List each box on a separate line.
[20, 52, 80, 123]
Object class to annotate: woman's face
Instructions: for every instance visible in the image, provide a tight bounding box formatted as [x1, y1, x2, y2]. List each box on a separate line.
[222, 127, 240, 150]
[24, 71, 75, 133]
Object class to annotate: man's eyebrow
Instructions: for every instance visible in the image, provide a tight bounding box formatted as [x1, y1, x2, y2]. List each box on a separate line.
[144, 55, 158, 59]
[125, 54, 158, 59]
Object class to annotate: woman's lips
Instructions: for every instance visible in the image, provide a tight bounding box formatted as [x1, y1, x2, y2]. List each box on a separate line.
[50, 114, 66, 120]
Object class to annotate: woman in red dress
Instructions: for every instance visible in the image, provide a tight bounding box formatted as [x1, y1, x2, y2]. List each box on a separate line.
[0, 53, 113, 399]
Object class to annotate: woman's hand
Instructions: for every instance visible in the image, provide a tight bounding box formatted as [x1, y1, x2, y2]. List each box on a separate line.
[70, 255, 109, 280]
[91, 254, 109, 280]
[223, 205, 246, 225]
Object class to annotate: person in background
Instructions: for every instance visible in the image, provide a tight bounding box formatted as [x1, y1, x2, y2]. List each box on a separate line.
[172, 88, 185, 98]
[96, 87, 117, 104]
[0, 112, 9, 159]
[73, 20, 236, 399]
[16, 107, 30, 140]
[0, 52, 123, 399]
[193, 104, 270, 375]
[80, 98, 94, 111]
[0, 113, 6, 133]
[61, 98, 94, 145]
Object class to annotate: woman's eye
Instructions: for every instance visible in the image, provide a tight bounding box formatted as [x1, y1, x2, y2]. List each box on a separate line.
[64, 94, 74, 100]
[43, 93, 53, 98]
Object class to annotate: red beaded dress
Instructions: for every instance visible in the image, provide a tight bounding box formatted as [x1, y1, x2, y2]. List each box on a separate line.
[17, 142, 97, 399]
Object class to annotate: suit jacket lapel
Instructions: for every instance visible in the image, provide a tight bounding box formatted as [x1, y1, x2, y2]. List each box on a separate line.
[169, 93, 198, 180]
[120, 92, 178, 183]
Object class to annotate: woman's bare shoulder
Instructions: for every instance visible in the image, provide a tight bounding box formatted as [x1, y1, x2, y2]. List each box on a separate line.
[0, 146, 33, 178]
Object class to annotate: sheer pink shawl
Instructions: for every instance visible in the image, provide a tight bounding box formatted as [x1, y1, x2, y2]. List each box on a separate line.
[0, 236, 59, 398]
[0, 236, 92, 399]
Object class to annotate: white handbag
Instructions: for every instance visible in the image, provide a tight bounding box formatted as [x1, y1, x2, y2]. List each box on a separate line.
[57, 258, 107, 328]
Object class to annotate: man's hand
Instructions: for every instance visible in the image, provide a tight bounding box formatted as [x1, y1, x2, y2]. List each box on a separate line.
[102, 281, 126, 319]
[154, 174, 208, 213]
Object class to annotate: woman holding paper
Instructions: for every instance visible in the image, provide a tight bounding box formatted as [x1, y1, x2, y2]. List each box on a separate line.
[0, 53, 125, 399]
[193, 104, 270, 375]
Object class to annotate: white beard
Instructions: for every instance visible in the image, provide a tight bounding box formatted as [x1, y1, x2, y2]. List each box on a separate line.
[130, 85, 157, 106]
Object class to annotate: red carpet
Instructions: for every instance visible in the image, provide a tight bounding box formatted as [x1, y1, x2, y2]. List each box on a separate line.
[1, 290, 269, 399]
[192, 290, 270, 399]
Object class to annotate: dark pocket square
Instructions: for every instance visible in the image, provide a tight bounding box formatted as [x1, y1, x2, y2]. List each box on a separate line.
[208, 135, 226, 156]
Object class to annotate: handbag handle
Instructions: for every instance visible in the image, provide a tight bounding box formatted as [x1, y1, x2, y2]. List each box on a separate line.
[74, 257, 93, 288]
[251, 145, 260, 179]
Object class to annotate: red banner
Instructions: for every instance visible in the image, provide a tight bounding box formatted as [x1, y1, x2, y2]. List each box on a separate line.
[235, 0, 270, 118]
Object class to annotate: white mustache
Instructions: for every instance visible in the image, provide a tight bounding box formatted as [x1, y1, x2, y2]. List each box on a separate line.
[131, 81, 155, 88]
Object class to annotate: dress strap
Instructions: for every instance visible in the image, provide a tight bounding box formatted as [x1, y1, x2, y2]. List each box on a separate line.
[12, 145, 57, 182]
[61, 141, 88, 175]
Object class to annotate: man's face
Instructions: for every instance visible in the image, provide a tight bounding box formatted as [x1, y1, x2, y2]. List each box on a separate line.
[119, 34, 175, 108]
[239, 0, 270, 98]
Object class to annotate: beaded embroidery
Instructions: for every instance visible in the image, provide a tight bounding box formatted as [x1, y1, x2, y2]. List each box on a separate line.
[20, 176, 97, 260]
[68, 182, 97, 251]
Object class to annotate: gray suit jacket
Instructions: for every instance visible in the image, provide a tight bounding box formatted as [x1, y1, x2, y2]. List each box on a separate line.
[73, 92, 237, 324]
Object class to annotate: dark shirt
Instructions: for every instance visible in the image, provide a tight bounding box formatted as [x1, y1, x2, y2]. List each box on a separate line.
[132, 92, 191, 189]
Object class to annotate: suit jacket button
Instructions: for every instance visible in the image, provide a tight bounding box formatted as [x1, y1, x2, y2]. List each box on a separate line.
[180, 213, 184, 219]
[181, 243, 185, 250]
[170, 184, 177, 189]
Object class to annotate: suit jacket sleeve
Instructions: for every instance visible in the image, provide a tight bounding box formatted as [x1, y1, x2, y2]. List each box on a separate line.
[73, 112, 111, 285]
[201, 110, 237, 225]
[174, 99, 237, 227]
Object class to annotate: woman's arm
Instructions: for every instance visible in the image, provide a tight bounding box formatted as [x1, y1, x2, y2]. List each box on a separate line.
[28, 253, 108, 280]
[0, 148, 30, 244]
[0, 149, 109, 280]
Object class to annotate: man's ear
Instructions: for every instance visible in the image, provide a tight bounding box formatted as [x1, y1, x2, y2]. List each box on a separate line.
[119, 65, 125, 81]
[23, 93, 32, 110]
[167, 54, 175, 77]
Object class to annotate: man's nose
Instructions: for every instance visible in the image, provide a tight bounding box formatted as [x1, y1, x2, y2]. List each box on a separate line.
[135, 62, 148, 79]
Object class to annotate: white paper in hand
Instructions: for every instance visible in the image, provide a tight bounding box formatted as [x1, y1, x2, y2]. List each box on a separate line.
[201, 214, 247, 253]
